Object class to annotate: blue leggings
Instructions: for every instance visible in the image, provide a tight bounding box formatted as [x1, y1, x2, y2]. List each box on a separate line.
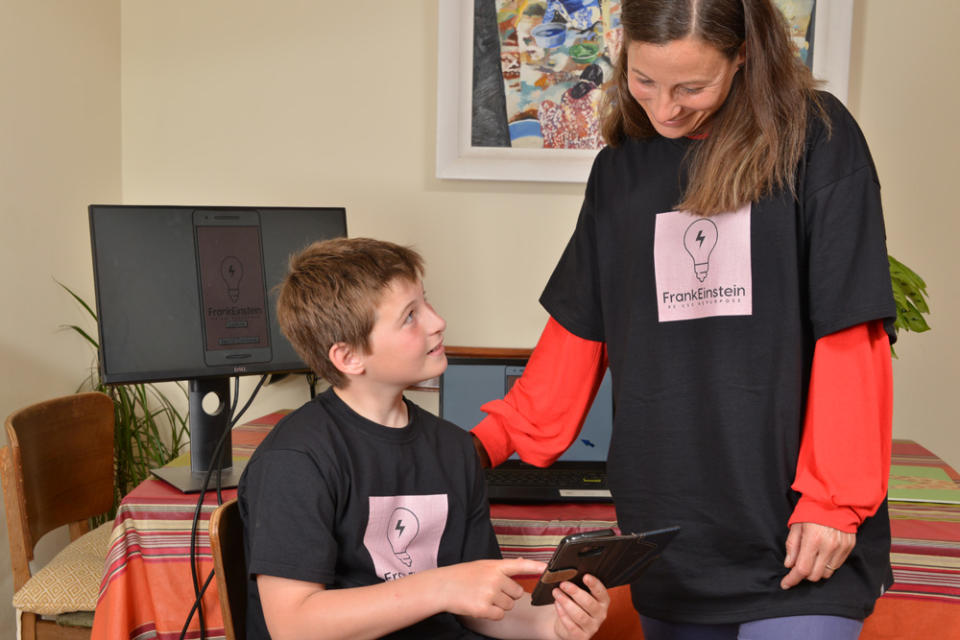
[640, 615, 863, 640]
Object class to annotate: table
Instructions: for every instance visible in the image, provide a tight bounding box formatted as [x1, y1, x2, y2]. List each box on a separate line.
[90, 411, 960, 640]
[90, 412, 282, 640]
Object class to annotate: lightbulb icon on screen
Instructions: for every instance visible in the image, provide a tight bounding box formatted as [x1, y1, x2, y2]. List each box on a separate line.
[387, 507, 420, 568]
[220, 256, 243, 303]
[683, 219, 718, 282]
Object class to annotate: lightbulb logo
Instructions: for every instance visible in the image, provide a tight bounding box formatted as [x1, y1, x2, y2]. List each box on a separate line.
[365, 495, 446, 579]
[387, 507, 420, 568]
[682, 219, 718, 282]
[654, 206, 752, 322]
[220, 256, 243, 303]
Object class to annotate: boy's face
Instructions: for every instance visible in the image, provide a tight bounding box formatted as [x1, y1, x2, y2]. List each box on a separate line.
[362, 277, 447, 388]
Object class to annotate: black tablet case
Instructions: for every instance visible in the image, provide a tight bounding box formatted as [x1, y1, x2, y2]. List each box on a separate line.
[531, 526, 680, 605]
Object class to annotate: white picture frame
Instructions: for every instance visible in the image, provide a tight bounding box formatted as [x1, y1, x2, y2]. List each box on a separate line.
[436, 0, 854, 183]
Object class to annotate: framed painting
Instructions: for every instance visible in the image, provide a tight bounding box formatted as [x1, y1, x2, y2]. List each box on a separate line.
[436, 0, 854, 183]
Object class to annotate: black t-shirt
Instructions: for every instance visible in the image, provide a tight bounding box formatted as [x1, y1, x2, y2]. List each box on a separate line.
[540, 92, 896, 623]
[238, 389, 500, 639]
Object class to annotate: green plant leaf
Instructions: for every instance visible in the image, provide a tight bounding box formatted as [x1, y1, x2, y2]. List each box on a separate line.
[62, 324, 100, 350]
[59, 284, 192, 520]
[56, 280, 98, 323]
[888, 255, 931, 337]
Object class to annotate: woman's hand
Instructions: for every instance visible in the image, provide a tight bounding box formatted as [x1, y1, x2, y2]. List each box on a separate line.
[780, 522, 856, 589]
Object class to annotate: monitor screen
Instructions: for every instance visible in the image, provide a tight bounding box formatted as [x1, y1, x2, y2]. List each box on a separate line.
[89, 205, 347, 385]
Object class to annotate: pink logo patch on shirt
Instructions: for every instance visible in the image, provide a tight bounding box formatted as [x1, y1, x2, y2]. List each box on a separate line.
[364, 494, 448, 581]
[653, 205, 753, 322]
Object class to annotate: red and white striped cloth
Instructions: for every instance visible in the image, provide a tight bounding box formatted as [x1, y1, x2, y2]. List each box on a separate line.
[90, 414, 960, 640]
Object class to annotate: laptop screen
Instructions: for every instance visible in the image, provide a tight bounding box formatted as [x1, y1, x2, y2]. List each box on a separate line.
[438, 356, 612, 462]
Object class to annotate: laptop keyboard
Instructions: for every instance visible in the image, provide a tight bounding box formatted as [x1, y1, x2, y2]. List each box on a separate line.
[486, 466, 608, 490]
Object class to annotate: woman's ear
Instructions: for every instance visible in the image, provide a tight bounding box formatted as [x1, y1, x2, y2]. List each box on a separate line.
[329, 342, 365, 377]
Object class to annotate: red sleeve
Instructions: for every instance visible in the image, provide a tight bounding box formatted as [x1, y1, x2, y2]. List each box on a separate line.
[789, 320, 893, 533]
[470, 317, 608, 467]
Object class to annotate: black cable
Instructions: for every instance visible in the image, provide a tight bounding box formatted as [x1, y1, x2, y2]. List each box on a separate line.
[183, 379, 242, 640]
[230, 375, 266, 428]
[178, 567, 216, 640]
[180, 374, 267, 640]
[216, 378, 241, 506]
[229, 376, 240, 422]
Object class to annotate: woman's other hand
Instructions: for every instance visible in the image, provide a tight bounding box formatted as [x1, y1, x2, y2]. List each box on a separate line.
[780, 522, 856, 589]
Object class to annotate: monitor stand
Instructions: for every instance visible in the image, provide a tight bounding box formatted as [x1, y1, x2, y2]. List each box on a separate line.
[150, 377, 246, 493]
[150, 459, 248, 493]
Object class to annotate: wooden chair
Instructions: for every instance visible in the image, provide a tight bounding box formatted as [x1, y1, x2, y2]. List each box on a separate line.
[0, 392, 115, 640]
[209, 498, 247, 640]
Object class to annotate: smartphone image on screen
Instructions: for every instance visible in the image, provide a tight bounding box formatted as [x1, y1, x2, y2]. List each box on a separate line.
[193, 209, 272, 368]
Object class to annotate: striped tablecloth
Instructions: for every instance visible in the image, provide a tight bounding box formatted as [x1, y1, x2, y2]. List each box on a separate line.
[90, 414, 960, 640]
[90, 413, 284, 640]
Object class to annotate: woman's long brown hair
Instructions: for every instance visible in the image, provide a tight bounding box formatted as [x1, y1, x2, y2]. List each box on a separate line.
[600, 0, 827, 216]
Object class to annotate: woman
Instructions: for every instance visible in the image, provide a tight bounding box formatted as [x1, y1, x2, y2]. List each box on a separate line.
[471, 1, 896, 638]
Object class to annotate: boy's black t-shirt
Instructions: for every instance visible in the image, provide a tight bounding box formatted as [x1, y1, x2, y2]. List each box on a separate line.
[238, 389, 500, 639]
[540, 92, 896, 623]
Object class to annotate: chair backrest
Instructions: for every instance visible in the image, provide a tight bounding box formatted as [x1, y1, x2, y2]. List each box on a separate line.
[209, 498, 247, 640]
[1, 391, 115, 591]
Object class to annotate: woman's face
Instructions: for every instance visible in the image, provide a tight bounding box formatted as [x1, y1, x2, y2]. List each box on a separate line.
[626, 36, 745, 139]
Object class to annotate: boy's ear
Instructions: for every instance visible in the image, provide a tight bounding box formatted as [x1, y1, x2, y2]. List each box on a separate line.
[328, 342, 365, 376]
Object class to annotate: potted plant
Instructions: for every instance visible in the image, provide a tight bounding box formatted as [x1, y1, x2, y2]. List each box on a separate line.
[60, 282, 190, 520]
[888, 255, 931, 356]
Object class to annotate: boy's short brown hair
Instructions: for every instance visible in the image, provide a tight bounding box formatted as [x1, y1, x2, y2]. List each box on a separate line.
[276, 237, 424, 388]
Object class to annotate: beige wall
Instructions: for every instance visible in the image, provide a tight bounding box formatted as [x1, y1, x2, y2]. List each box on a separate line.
[850, 0, 960, 472]
[0, 1, 957, 634]
[0, 0, 121, 633]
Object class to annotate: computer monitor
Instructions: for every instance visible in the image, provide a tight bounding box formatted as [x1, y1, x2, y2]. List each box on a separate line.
[88, 204, 347, 490]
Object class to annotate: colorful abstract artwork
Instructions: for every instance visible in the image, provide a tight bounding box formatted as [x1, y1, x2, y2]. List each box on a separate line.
[777, 0, 816, 64]
[475, 0, 621, 150]
[471, 0, 818, 151]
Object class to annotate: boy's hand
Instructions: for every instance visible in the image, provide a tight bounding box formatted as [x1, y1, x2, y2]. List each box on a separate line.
[551, 574, 610, 640]
[439, 558, 546, 620]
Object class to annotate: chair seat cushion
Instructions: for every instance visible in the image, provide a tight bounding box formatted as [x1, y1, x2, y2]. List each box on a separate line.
[55, 610, 96, 628]
[13, 521, 112, 615]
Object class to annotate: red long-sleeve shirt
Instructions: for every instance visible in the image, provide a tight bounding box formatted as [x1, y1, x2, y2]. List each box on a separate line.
[471, 316, 892, 533]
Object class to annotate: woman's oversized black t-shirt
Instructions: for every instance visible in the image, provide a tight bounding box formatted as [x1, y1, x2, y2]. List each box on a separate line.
[540, 92, 897, 623]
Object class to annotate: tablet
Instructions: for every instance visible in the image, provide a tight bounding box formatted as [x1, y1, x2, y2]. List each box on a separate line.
[530, 526, 680, 605]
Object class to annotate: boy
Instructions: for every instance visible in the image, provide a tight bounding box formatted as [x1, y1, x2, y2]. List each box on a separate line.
[238, 237, 609, 639]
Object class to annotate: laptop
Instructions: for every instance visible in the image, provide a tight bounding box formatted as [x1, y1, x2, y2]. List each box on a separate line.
[439, 355, 613, 503]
